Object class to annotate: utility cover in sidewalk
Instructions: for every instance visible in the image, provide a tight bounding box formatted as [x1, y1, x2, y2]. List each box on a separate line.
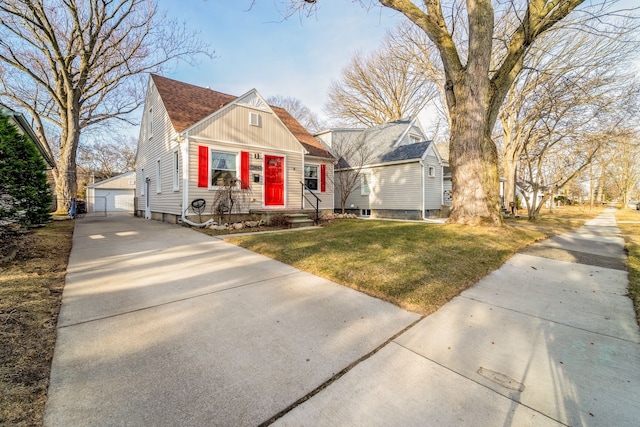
[477, 367, 525, 392]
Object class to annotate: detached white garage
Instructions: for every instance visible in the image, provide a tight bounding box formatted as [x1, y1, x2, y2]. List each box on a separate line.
[86, 172, 136, 213]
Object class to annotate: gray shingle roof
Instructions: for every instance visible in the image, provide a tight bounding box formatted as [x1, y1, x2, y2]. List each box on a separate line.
[338, 119, 432, 167]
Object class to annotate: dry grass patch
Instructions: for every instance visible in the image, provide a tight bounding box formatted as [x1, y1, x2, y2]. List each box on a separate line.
[226, 206, 602, 315]
[227, 215, 579, 315]
[0, 220, 74, 426]
[615, 207, 640, 325]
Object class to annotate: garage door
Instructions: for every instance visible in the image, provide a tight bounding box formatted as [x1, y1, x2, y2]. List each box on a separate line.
[93, 189, 135, 212]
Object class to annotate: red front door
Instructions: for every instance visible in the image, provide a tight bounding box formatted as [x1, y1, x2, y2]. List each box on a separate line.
[264, 155, 284, 206]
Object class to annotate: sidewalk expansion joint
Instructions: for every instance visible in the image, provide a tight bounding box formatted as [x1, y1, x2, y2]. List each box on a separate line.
[258, 315, 426, 427]
[460, 295, 640, 345]
[57, 271, 303, 329]
[392, 341, 569, 426]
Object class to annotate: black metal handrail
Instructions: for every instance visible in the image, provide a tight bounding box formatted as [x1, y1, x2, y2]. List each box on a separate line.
[300, 181, 322, 224]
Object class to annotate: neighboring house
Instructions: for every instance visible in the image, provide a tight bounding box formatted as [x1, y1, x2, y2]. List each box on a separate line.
[135, 74, 334, 223]
[86, 171, 136, 213]
[1, 104, 57, 210]
[317, 118, 448, 219]
[0, 104, 56, 169]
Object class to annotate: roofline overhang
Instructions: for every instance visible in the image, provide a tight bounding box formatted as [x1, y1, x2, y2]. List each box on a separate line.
[1, 104, 56, 168]
[335, 158, 420, 171]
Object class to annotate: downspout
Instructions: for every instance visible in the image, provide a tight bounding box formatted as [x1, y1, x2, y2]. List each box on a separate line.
[180, 132, 190, 223]
[180, 132, 214, 227]
[421, 159, 426, 220]
[441, 165, 444, 207]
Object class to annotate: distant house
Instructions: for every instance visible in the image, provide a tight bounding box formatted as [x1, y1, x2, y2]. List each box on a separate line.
[86, 171, 136, 213]
[135, 75, 334, 224]
[316, 118, 449, 219]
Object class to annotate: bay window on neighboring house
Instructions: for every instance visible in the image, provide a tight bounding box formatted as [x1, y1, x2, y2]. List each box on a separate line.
[304, 164, 326, 192]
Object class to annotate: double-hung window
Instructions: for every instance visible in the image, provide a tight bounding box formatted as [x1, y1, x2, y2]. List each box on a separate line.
[361, 173, 371, 196]
[172, 151, 180, 191]
[211, 151, 237, 187]
[304, 165, 319, 190]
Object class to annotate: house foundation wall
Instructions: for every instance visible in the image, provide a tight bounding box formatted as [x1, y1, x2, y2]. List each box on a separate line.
[337, 208, 449, 220]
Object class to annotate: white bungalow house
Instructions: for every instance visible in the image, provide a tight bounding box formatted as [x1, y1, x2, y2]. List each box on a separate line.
[316, 118, 449, 219]
[135, 74, 334, 224]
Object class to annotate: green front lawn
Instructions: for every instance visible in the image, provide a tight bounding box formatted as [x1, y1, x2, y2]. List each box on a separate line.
[225, 207, 601, 315]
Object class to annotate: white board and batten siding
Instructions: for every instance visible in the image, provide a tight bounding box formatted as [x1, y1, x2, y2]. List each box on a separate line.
[187, 104, 305, 210]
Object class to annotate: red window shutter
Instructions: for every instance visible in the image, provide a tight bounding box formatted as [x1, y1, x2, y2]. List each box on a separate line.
[198, 146, 208, 187]
[320, 164, 326, 192]
[240, 151, 250, 189]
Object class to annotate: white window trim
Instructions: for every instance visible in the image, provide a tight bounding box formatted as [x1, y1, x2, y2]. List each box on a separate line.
[428, 165, 436, 178]
[156, 159, 161, 193]
[209, 148, 239, 189]
[148, 107, 153, 139]
[360, 173, 371, 196]
[172, 150, 180, 191]
[249, 112, 261, 127]
[140, 168, 145, 195]
[304, 163, 320, 192]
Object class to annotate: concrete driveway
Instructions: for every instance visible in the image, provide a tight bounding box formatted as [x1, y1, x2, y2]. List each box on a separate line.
[44, 215, 420, 426]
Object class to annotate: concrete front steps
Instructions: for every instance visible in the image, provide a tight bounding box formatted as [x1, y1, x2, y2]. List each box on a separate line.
[287, 213, 315, 228]
[251, 210, 316, 228]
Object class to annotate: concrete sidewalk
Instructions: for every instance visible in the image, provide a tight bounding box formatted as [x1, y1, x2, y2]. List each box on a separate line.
[275, 208, 640, 426]
[43, 215, 420, 426]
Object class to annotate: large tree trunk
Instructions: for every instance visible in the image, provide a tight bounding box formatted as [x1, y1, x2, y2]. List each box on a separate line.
[446, 0, 501, 226]
[53, 107, 81, 213]
[448, 116, 501, 225]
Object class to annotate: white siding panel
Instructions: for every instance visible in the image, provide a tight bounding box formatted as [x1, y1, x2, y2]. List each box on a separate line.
[423, 154, 443, 210]
[370, 163, 422, 210]
[303, 158, 334, 211]
[135, 83, 183, 215]
[336, 171, 370, 211]
[187, 141, 304, 211]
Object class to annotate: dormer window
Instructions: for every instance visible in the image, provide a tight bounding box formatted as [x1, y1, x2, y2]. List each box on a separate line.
[409, 134, 420, 144]
[249, 112, 261, 127]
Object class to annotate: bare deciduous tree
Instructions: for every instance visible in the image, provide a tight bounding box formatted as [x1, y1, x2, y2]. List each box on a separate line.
[0, 0, 211, 211]
[604, 132, 640, 208]
[77, 136, 137, 182]
[267, 95, 325, 133]
[325, 30, 439, 127]
[285, 0, 634, 225]
[499, 17, 639, 214]
[331, 132, 376, 213]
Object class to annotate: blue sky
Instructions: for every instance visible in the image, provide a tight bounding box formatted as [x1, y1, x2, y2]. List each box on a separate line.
[161, 0, 405, 120]
[157, 0, 639, 128]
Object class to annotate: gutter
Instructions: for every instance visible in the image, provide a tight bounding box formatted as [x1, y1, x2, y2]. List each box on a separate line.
[1, 105, 56, 168]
